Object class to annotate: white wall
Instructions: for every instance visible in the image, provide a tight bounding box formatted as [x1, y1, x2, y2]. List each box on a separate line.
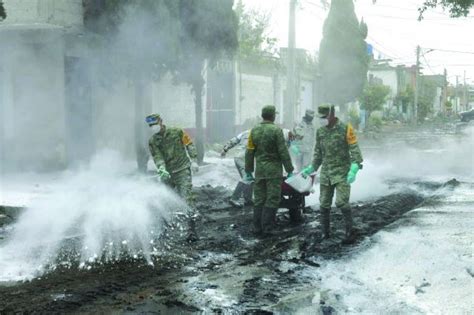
[0, 30, 66, 171]
[368, 69, 397, 109]
[238, 73, 274, 126]
[93, 81, 136, 159]
[0, 0, 83, 171]
[236, 72, 315, 127]
[152, 75, 199, 129]
[2, 0, 83, 30]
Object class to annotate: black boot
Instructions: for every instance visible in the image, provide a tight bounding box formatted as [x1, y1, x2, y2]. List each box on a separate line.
[186, 217, 198, 243]
[243, 182, 254, 206]
[253, 207, 263, 235]
[320, 207, 331, 239]
[289, 208, 304, 224]
[341, 207, 356, 244]
[262, 207, 278, 234]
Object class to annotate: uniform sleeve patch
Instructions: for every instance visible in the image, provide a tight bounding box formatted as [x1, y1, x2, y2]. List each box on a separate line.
[247, 130, 255, 150]
[182, 131, 193, 146]
[346, 124, 358, 145]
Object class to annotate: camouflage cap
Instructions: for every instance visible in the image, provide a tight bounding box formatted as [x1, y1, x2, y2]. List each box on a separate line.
[317, 104, 331, 118]
[261, 105, 277, 117]
[145, 114, 161, 125]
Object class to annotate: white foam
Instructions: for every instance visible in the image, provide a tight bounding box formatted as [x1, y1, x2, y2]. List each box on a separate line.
[312, 200, 474, 314]
[0, 150, 188, 282]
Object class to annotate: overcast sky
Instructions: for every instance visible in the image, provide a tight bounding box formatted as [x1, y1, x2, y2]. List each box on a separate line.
[242, 0, 474, 85]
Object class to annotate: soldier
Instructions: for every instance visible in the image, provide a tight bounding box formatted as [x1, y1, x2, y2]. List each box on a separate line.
[146, 114, 198, 240]
[302, 104, 363, 244]
[293, 109, 316, 171]
[222, 128, 295, 208]
[245, 105, 294, 235]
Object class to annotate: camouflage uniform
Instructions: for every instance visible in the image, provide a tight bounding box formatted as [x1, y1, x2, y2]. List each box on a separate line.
[245, 111, 294, 233]
[149, 126, 197, 205]
[312, 116, 363, 239]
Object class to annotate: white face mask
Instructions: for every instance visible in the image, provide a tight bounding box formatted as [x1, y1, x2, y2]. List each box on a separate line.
[319, 117, 329, 127]
[151, 124, 161, 133]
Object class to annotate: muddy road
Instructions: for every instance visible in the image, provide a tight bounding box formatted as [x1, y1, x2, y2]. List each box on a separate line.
[0, 179, 458, 314]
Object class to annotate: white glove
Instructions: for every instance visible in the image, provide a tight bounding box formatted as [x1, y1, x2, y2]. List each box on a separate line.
[191, 162, 199, 173]
[157, 165, 170, 180]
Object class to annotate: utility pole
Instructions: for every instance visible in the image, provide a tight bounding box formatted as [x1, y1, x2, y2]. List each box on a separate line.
[413, 45, 420, 125]
[285, 0, 297, 127]
[456, 75, 460, 112]
[443, 68, 447, 113]
[463, 70, 467, 111]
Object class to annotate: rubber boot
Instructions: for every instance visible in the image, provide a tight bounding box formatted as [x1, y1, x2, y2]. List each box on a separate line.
[253, 207, 263, 235]
[320, 207, 331, 239]
[186, 217, 198, 243]
[262, 207, 278, 234]
[341, 207, 355, 244]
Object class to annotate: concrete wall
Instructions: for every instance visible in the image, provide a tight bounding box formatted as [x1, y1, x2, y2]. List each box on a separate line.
[91, 75, 201, 160]
[0, 29, 66, 171]
[0, 0, 83, 171]
[152, 75, 198, 129]
[237, 73, 274, 126]
[235, 70, 316, 128]
[92, 81, 136, 159]
[2, 0, 83, 30]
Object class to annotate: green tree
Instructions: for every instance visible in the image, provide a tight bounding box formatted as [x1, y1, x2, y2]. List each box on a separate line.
[418, 0, 473, 19]
[174, 0, 238, 163]
[319, 0, 369, 108]
[417, 79, 437, 122]
[372, 0, 473, 19]
[234, 0, 277, 62]
[0, 1, 6, 20]
[360, 83, 391, 120]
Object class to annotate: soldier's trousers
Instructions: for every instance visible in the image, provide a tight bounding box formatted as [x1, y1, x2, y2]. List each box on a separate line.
[320, 181, 351, 209]
[320, 181, 353, 235]
[168, 167, 198, 240]
[169, 168, 194, 207]
[254, 178, 282, 209]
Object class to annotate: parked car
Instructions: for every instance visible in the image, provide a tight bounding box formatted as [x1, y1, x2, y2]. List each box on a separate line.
[459, 108, 474, 122]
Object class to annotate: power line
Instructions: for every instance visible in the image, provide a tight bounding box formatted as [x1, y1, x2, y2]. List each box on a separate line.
[428, 64, 474, 67]
[366, 14, 466, 26]
[302, 0, 473, 73]
[421, 53, 436, 75]
[424, 48, 474, 55]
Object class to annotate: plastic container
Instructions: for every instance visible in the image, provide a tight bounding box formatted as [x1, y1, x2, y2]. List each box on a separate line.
[284, 173, 313, 193]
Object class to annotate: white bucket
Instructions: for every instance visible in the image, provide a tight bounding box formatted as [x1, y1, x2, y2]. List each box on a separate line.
[285, 173, 313, 193]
